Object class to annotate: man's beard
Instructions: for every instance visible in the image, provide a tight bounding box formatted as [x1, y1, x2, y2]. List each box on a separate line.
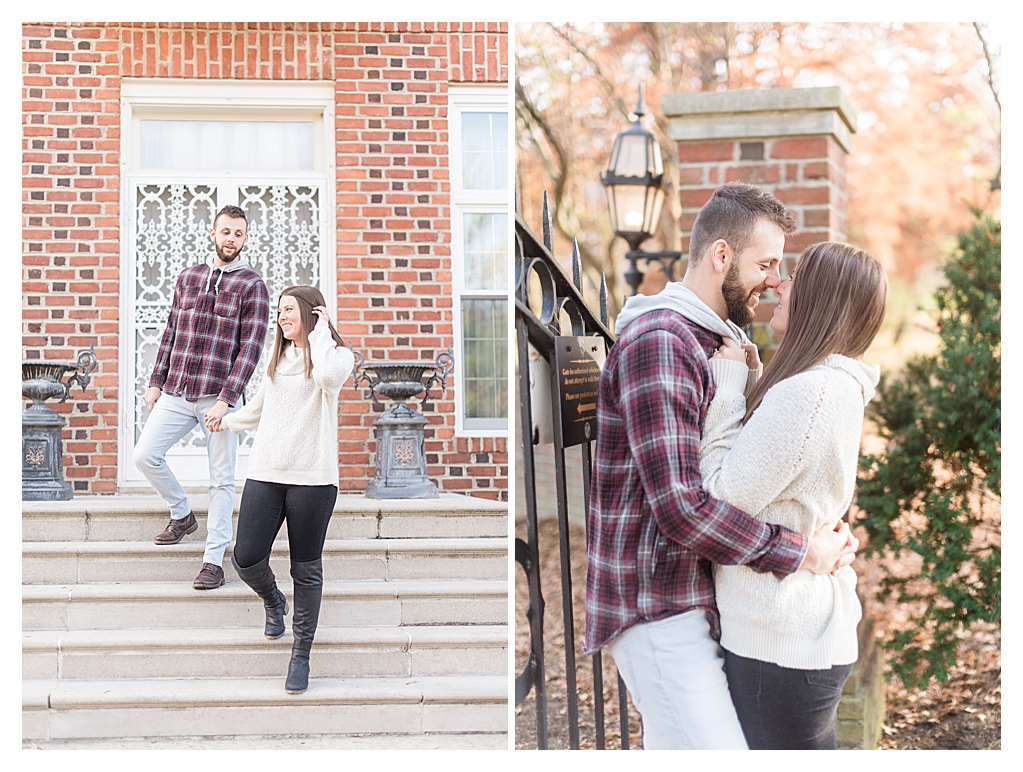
[722, 260, 767, 328]
[215, 242, 243, 263]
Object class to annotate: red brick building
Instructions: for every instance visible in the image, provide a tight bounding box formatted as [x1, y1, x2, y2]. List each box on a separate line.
[22, 22, 509, 499]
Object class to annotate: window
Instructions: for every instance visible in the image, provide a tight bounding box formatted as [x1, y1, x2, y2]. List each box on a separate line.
[139, 120, 315, 170]
[450, 86, 510, 436]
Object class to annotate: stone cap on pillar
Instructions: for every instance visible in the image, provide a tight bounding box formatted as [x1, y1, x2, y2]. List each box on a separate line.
[661, 86, 857, 152]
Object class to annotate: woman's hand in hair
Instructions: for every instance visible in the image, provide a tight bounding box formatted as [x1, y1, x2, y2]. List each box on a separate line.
[311, 305, 331, 327]
[711, 337, 747, 364]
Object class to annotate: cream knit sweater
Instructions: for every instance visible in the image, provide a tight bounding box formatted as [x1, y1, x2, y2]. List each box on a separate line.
[222, 318, 355, 487]
[699, 353, 879, 669]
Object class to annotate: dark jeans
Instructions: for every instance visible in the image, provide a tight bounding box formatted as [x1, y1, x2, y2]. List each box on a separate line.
[723, 648, 853, 750]
[233, 479, 336, 568]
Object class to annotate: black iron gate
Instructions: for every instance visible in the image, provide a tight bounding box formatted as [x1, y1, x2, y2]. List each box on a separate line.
[514, 192, 632, 749]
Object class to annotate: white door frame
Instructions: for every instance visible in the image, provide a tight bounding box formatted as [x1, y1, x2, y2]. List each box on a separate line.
[117, 79, 336, 489]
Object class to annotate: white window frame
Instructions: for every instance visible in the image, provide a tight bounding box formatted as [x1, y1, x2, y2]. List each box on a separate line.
[117, 79, 336, 487]
[449, 85, 510, 438]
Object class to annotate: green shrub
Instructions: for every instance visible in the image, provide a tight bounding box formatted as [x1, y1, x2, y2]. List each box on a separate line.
[856, 210, 1000, 690]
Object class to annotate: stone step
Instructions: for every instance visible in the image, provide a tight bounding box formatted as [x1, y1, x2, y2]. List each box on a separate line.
[24, 733, 508, 750]
[22, 493, 508, 543]
[23, 538, 509, 584]
[24, 625, 508, 680]
[24, 579, 509, 631]
[23, 675, 508, 742]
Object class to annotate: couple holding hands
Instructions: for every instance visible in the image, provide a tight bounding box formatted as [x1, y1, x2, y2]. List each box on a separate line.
[134, 205, 354, 694]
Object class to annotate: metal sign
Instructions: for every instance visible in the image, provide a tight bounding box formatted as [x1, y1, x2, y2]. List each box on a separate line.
[555, 335, 607, 447]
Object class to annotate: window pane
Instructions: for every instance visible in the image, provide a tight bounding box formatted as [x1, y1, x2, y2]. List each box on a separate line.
[140, 120, 315, 170]
[461, 298, 507, 420]
[463, 213, 507, 291]
[461, 112, 507, 190]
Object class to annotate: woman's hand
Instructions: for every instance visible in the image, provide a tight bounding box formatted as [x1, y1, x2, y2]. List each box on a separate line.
[711, 337, 748, 364]
[311, 305, 331, 326]
[741, 340, 761, 370]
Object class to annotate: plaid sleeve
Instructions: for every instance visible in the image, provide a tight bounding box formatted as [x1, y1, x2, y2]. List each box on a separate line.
[217, 278, 270, 406]
[149, 274, 182, 389]
[619, 329, 806, 576]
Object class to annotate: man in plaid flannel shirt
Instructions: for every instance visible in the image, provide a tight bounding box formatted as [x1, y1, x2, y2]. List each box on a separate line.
[134, 205, 270, 591]
[585, 183, 858, 749]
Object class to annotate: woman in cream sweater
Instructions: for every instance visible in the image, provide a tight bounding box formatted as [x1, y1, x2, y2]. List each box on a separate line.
[698, 242, 887, 749]
[207, 285, 354, 694]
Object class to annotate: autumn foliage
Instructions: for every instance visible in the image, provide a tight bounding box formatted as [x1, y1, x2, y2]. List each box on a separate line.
[515, 22, 1000, 323]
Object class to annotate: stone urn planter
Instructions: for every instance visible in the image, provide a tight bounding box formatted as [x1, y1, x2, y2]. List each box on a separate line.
[354, 347, 453, 499]
[22, 344, 97, 501]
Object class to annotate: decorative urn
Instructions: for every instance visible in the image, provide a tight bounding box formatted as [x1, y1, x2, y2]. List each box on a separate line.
[354, 347, 453, 499]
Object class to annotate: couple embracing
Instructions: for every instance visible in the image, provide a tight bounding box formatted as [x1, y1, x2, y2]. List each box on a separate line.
[585, 182, 887, 750]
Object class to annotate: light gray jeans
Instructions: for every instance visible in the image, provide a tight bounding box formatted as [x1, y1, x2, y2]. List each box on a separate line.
[607, 609, 749, 750]
[132, 393, 238, 567]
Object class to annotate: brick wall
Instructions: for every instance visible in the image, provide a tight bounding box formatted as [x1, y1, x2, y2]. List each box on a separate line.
[22, 22, 508, 499]
[676, 134, 848, 346]
[23, 24, 122, 493]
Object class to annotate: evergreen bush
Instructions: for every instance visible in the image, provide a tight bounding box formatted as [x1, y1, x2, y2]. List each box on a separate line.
[857, 210, 1000, 690]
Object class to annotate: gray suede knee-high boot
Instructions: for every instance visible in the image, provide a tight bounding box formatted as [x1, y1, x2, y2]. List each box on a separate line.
[285, 557, 323, 694]
[232, 554, 290, 639]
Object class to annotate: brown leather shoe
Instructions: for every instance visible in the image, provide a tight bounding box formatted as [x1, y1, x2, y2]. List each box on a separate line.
[153, 512, 197, 545]
[193, 562, 225, 590]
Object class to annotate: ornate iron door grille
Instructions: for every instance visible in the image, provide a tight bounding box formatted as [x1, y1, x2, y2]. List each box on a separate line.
[515, 192, 632, 748]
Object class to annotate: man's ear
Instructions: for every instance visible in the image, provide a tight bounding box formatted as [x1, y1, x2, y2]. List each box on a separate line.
[710, 239, 732, 275]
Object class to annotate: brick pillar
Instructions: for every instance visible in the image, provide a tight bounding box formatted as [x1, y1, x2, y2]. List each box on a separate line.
[662, 86, 856, 351]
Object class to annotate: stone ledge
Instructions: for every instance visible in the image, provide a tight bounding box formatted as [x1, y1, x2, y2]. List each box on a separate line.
[662, 87, 857, 152]
[661, 86, 857, 130]
[29, 674, 508, 709]
[23, 537, 509, 559]
[23, 625, 510, 654]
[23, 732, 509, 750]
[22, 492, 508, 516]
[23, 578, 510, 604]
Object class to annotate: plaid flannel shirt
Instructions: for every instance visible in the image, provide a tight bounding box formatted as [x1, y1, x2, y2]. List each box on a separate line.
[584, 309, 808, 655]
[150, 262, 270, 406]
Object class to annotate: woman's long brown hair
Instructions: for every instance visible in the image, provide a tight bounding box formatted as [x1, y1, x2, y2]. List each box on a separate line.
[744, 242, 888, 423]
[267, 285, 345, 381]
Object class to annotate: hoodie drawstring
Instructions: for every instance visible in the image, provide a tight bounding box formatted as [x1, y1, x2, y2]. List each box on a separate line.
[204, 265, 225, 296]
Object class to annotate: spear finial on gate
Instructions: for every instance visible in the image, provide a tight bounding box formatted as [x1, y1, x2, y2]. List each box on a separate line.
[541, 191, 553, 253]
[571, 238, 582, 291]
[600, 273, 608, 328]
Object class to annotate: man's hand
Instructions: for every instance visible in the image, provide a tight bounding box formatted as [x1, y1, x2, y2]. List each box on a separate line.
[145, 386, 162, 413]
[203, 399, 230, 433]
[799, 519, 858, 575]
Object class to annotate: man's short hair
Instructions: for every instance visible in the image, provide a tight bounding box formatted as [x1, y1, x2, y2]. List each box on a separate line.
[214, 204, 247, 228]
[688, 183, 796, 265]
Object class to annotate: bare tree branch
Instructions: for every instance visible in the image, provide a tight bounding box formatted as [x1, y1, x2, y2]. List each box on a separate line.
[973, 22, 1000, 114]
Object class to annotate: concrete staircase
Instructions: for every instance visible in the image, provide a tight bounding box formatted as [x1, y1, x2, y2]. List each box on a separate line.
[23, 494, 509, 749]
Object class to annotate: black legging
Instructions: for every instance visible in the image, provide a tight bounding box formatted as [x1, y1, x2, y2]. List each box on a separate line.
[233, 479, 336, 568]
[723, 648, 854, 749]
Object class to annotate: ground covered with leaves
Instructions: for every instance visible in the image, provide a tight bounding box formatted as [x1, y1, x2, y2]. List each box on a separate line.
[514, 517, 1001, 750]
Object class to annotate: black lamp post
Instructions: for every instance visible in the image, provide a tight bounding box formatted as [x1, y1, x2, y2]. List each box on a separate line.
[601, 84, 682, 295]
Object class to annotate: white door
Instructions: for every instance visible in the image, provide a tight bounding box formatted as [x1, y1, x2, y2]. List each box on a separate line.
[126, 179, 324, 483]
